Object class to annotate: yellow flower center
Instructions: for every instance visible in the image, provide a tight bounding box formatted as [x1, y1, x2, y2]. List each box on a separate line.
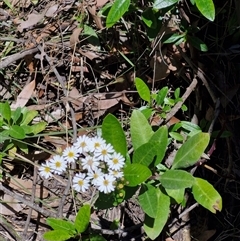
[78, 180, 84, 186]
[68, 151, 74, 158]
[113, 158, 119, 164]
[101, 149, 107, 156]
[80, 142, 86, 147]
[55, 161, 61, 168]
[103, 180, 109, 186]
[44, 167, 51, 173]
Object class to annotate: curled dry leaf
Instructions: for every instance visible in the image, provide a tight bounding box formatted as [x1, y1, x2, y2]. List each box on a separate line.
[70, 28, 82, 49]
[11, 80, 36, 109]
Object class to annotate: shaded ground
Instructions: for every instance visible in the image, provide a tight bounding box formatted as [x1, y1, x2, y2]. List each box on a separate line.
[1, 0, 240, 240]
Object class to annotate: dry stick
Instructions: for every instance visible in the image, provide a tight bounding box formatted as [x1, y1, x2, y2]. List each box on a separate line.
[0, 47, 39, 69]
[0, 183, 57, 218]
[22, 165, 38, 238]
[160, 78, 198, 126]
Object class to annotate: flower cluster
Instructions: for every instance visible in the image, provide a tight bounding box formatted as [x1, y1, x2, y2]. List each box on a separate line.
[38, 135, 125, 194]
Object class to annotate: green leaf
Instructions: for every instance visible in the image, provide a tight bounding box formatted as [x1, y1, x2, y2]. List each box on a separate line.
[135, 77, 151, 103]
[187, 36, 208, 52]
[106, 0, 130, 28]
[149, 125, 168, 165]
[163, 33, 186, 44]
[153, 0, 178, 9]
[11, 107, 22, 124]
[144, 188, 170, 240]
[15, 141, 28, 154]
[195, 0, 215, 21]
[102, 114, 127, 156]
[90, 233, 107, 241]
[21, 109, 38, 125]
[43, 230, 72, 241]
[130, 110, 154, 150]
[29, 121, 47, 135]
[165, 188, 185, 204]
[142, 8, 157, 28]
[192, 178, 222, 213]
[124, 163, 152, 187]
[9, 125, 26, 139]
[181, 121, 201, 132]
[169, 132, 184, 141]
[83, 25, 100, 46]
[132, 142, 158, 166]
[139, 184, 158, 218]
[160, 170, 195, 189]
[171, 132, 210, 169]
[46, 218, 76, 233]
[75, 204, 91, 233]
[156, 87, 168, 106]
[0, 102, 11, 122]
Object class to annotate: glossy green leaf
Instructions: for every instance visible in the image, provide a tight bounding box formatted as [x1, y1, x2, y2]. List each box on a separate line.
[132, 142, 158, 166]
[156, 87, 168, 106]
[165, 188, 185, 204]
[139, 184, 158, 218]
[181, 121, 201, 132]
[43, 230, 72, 241]
[187, 35, 208, 52]
[171, 132, 210, 169]
[75, 204, 91, 233]
[149, 125, 168, 165]
[102, 114, 127, 156]
[46, 218, 76, 233]
[124, 163, 151, 187]
[106, 0, 130, 28]
[163, 33, 185, 44]
[192, 178, 222, 213]
[160, 170, 195, 189]
[9, 125, 26, 139]
[195, 0, 215, 21]
[169, 132, 184, 141]
[130, 110, 154, 150]
[135, 77, 151, 103]
[144, 188, 170, 240]
[153, 0, 178, 9]
[0, 102, 11, 122]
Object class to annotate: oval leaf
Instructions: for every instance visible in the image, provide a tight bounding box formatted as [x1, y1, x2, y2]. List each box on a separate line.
[75, 204, 90, 233]
[135, 77, 151, 103]
[165, 188, 185, 204]
[102, 114, 127, 156]
[124, 163, 151, 187]
[139, 184, 158, 218]
[106, 0, 130, 28]
[130, 110, 154, 150]
[195, 0, 215, 21]
[0, 102, 11, 122]
[171, 132, 210, 169]
[9, 125, 26, 139]
[43, 230, 72, 241]
[46, 218, 76, 232]
[132, 142, 158, 166]
[144, 188, 170, 240]
[150, 125, 168, 165]
[160, 170, 195, 189]
[192, 178, 222, 213]
[187, 35, 208, 52]
[153, 0, 178, 9]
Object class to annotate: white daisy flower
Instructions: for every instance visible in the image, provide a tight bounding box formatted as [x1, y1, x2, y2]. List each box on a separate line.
[81, 155, 100, 172]
[109, 169, 124, 179]
[39, 161, 53, 179]
[63, 146, 79, 163]
[72, 173, 90, 192]
[107, 152, 125, 171]
[88, 136, 106, 153]
[73, 135, 91, 154]
[87, 169, 103, 186]
[96, 174, 116, 194]
[49, 155, 67, 175]
[94, 143, 114, 162]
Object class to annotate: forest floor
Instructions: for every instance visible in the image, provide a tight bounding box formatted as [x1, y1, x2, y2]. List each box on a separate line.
[1, 0, 240, 241]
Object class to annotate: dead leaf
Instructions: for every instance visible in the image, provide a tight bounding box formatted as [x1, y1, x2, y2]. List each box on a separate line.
[196, 229, 216, 241]
[0, 194, 24, 215]
[45, 4, 59, 17]
[70, 28, 82, 49]
[11, 80, 36, 109]
[9, 178, 48, 199]
[96, 0, 109, 7]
